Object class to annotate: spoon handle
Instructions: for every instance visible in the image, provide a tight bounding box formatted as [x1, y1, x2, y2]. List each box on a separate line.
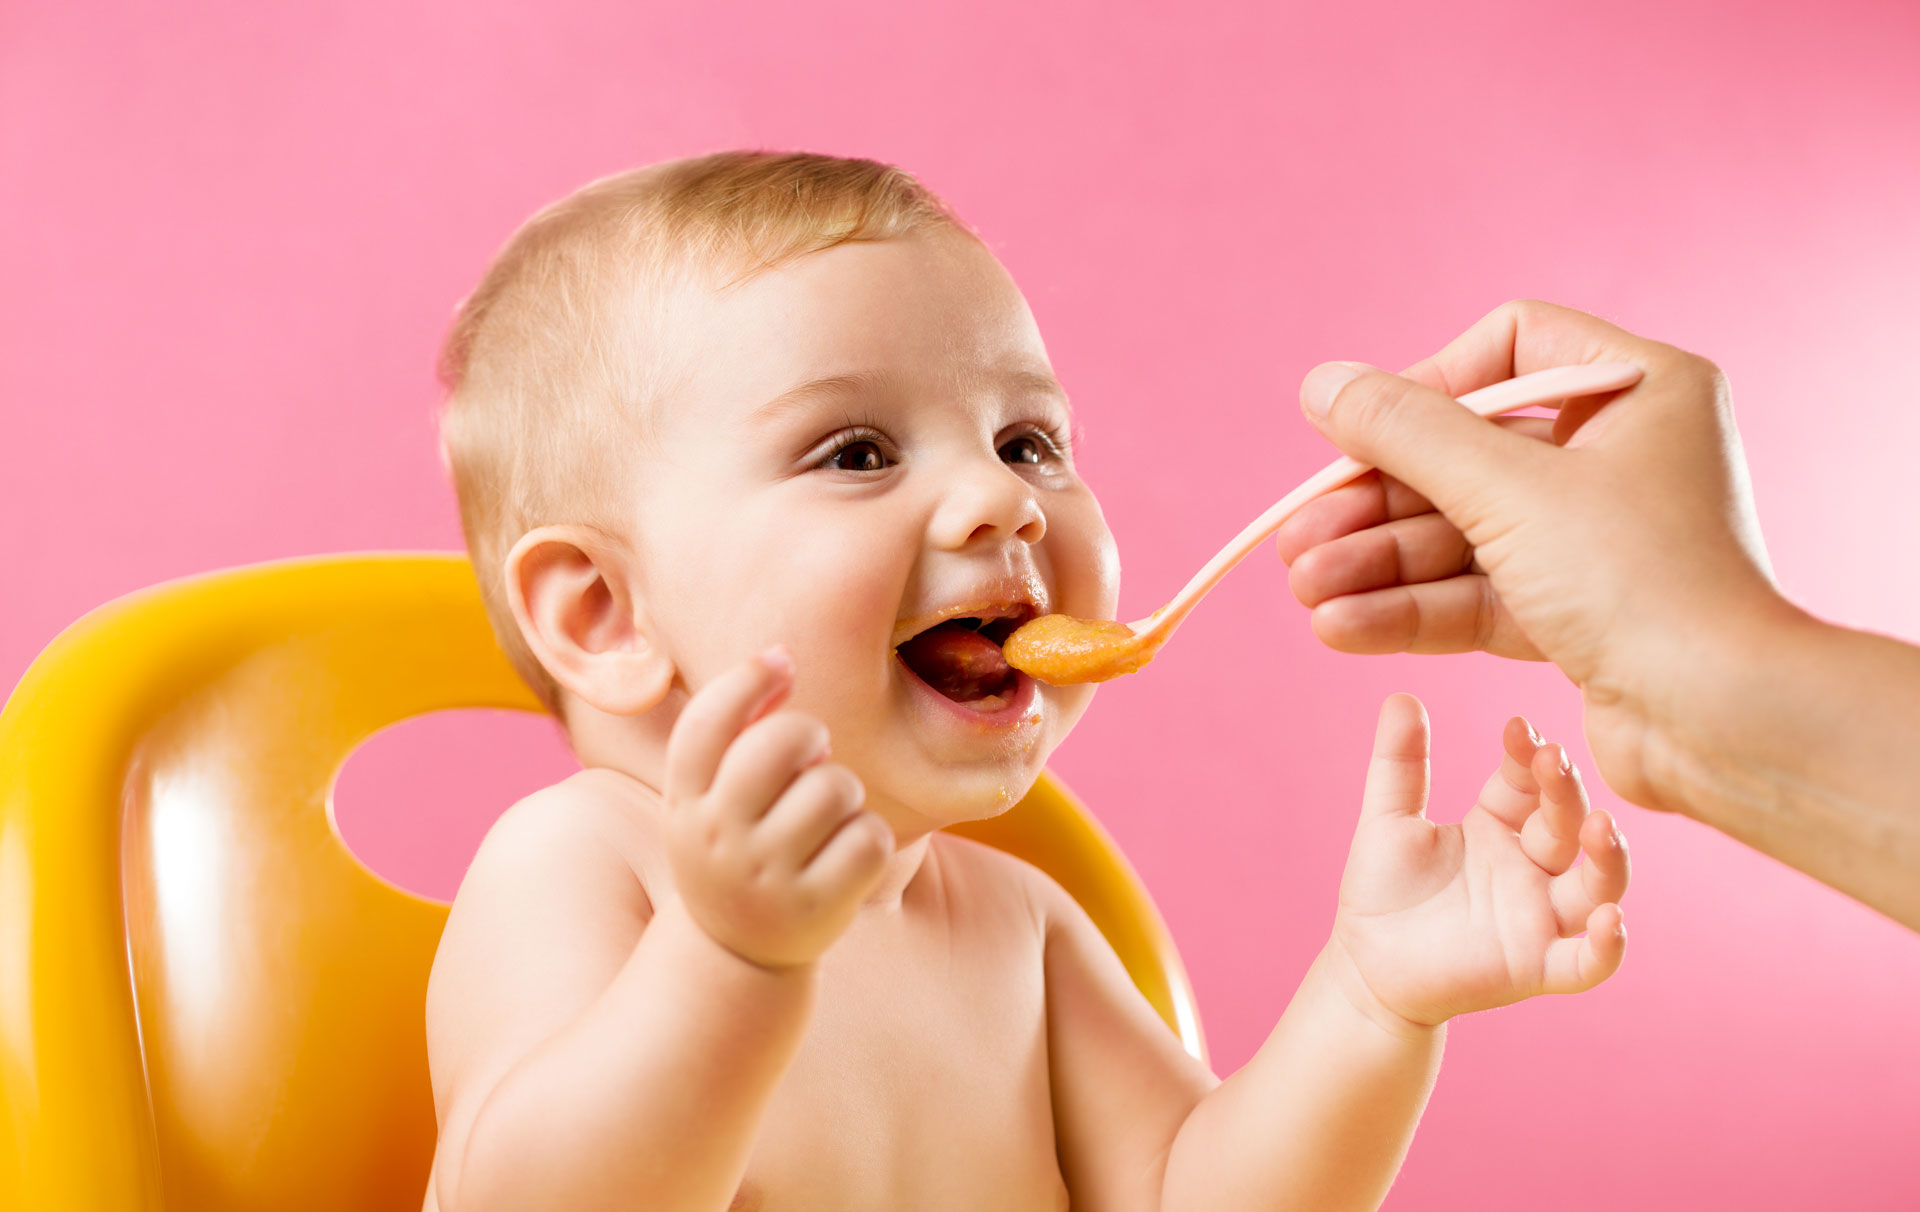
[1132, 362, 1646, 640]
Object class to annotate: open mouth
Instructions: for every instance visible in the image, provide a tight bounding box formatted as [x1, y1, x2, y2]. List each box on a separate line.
[895, 608, 1034, 712]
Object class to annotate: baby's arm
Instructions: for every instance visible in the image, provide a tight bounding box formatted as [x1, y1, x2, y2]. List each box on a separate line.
[425, 650, 891, 1212]
[1046, 694, 1629, 1211]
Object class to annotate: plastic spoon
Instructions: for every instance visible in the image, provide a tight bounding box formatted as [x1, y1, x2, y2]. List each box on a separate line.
[1003, 362, 1646, 684]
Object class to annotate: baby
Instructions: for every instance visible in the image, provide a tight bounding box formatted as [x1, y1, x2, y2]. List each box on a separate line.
[421, 151, 1631, 1212]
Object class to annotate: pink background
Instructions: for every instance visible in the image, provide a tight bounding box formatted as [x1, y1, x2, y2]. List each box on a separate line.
[6, 2, 1920, 1206]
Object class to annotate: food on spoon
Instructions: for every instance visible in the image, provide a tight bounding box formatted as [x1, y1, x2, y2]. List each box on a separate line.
[1001, 614, 1158, 685]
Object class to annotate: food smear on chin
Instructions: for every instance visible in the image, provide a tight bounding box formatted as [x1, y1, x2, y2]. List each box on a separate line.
[1001, 614, 1157, 685]
[897, 620, 1019, 708]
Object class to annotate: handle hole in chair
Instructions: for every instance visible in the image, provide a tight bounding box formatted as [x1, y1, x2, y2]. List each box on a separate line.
[330, 707, 580, 903]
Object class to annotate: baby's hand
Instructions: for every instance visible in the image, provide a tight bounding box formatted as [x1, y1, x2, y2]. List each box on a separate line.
[1328, 694, 1630, 1032]
[662, 647, 895, 969]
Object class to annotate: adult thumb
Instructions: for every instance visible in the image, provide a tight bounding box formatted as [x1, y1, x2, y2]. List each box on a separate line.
[1300, 361, 1543, 526]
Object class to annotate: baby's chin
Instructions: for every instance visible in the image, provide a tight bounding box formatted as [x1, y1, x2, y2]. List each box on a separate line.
[862, 755, 1053, 834]
[840, 678, 1093, 831]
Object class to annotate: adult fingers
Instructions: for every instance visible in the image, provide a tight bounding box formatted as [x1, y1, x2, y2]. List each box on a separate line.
[664, 646, 795, 804]
[1403, 299, 1661, 400]
[1272, 472, 1435, 564]
[1309, 577, 1548, 661]
[1275, 418, 1550, 579]
[1304, 301, 1684, 522]
[1288, 512, 1474, 608]
[1300, 362, 1548, 532]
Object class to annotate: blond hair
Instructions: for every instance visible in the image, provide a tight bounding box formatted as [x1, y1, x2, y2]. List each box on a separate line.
[437, 151, 970, 721]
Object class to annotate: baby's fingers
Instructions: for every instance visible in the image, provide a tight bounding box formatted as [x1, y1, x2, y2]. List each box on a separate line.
[1549, 810, 1631, 935]
[1519, 743, 1587, 875]
[797, 810, 894, 903]
[753, 763, 867, 873]
[1542, 904, 1628, 995]
[1357, 693, 1432, 824]
[665, 646, 795, 804]
[1477, 716, 1544, 830]
[707, 711, 833, 826]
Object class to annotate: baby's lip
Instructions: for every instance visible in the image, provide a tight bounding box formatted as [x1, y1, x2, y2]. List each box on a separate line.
[890, 585, 1047, 649]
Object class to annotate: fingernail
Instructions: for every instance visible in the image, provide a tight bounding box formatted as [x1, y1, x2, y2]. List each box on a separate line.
[760, 644, 795, 677]
[1557, 748, 1572, 776]
[1525, 721, 1543, 747]
[1303, 361, 1371, 420]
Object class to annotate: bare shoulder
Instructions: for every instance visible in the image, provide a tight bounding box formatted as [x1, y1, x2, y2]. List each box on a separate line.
[435, 765, 666, 944]
[423, 767, 670, 1158]
[925, 830, 1075, 939]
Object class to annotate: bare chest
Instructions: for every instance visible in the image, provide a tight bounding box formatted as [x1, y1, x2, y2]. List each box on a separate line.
[729, 895, 1066, 1211]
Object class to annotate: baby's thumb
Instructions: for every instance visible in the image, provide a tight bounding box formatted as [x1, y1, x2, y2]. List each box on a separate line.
[1358, 693, 1432, 824]
[1300, 362, 1541, 529]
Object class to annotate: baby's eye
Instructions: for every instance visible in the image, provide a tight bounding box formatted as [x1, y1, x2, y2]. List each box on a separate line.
[999, 432, 1060, 466]
[822, 438, 892, 473]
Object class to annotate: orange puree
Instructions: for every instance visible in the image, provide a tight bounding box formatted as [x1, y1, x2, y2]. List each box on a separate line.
[1001, 614, 1160, 685]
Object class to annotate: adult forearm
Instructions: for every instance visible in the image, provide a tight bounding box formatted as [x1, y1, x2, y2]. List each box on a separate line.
[1158, 943, 1442, 1212]
[442, 906, 815, 1212]
[1638, 603, 1920, 928]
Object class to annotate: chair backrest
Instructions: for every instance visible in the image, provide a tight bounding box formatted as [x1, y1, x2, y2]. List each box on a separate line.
[0, 553, 1203, 1211]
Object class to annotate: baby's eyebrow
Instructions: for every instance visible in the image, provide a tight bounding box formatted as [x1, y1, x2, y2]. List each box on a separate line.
[996, 370, 1077, 429]
[746, 367, 1071, 428]
[997, 369, 1072, 408]
[747, 371, 886, 428]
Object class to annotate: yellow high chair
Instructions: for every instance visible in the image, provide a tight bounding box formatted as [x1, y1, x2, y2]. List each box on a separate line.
[0, 553, 1203, 1211]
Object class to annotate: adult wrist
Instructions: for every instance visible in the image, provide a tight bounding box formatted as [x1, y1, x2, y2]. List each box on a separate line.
[1601, 584, 1821, 823]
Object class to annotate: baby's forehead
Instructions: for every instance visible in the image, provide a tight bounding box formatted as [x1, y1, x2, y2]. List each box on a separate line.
[632, 241, 1063, 421]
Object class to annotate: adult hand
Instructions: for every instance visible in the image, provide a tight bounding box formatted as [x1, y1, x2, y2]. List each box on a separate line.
[1273, 300, 1785, 812]
[1276, 299, 1920, 930]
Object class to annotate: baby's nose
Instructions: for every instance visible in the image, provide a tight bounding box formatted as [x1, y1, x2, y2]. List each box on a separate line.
[931, 463, 1046, 549]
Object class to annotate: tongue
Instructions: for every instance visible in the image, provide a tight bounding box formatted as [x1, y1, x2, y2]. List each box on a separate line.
[898, 621, 1016, 702]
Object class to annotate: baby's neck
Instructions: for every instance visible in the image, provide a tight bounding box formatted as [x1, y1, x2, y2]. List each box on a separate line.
[563, 697, 673, 788]
[861, 833, 933, 911]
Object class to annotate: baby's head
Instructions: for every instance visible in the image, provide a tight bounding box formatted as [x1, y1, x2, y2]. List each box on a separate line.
[439, 151, 1119, 833]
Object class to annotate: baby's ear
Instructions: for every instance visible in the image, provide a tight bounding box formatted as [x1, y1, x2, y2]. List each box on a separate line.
[504, 526, 675, 716]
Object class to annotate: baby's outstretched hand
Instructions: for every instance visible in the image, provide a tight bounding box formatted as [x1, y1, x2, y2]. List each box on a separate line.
[1329, 694, 1630, 1032]
[662, 647, 895, 970]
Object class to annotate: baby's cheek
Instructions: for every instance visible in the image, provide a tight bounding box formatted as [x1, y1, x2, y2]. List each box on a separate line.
[782, 539, 906, 691]
[813, 563, 901, 657]
[1049, 494, 1121, 619]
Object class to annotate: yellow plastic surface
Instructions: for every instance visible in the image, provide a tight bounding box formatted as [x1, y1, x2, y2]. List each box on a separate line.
[0, 552, 1205, 1210]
